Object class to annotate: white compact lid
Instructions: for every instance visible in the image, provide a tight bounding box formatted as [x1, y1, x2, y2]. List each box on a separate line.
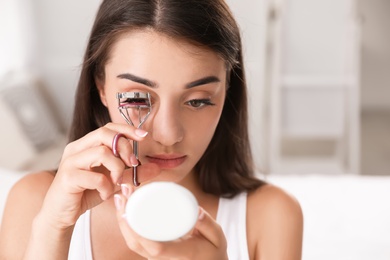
[125, 182, 199, 241]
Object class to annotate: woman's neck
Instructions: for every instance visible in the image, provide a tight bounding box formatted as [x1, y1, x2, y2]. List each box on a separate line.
[178, 171, 219, 218]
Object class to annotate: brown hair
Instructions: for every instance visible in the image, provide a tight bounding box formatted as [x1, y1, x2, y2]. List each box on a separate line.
[69, 0, 265, 197]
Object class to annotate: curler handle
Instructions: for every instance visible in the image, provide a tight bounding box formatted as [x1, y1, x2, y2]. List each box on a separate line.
[133, 140, 140, 186]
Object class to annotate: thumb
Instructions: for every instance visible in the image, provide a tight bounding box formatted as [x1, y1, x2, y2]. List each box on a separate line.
[194, 207, 227, 249]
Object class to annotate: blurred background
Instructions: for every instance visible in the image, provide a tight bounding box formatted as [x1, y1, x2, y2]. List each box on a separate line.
[0, 0, 389, 259]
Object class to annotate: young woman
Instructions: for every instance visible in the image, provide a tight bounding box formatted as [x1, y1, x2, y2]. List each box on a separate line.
[0, 0, 303, 259]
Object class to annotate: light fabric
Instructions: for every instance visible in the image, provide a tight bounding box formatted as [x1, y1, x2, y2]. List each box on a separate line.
[68, 210, 93, 260]
[216, 192, 249, 260]
[68, 192, 249, 260]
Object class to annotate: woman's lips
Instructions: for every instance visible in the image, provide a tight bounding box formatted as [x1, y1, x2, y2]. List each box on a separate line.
[145, 155, 187, 169]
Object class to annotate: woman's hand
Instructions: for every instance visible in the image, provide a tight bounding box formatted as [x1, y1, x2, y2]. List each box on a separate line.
[114, 184, 229, 260]
[37, 123, 160, 230]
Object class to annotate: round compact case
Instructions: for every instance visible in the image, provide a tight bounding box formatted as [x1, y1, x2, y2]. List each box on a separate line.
[124, 182, 199, 241]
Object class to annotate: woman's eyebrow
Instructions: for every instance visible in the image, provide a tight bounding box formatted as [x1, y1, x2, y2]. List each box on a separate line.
[117, 73, 220, 89]
[117, 73, 157, 88]
[186, 76, 220, 88]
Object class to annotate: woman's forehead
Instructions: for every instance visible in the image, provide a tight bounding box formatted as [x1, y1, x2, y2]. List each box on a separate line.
[107, 30, 225, 66]
[104, 30, 226, 82]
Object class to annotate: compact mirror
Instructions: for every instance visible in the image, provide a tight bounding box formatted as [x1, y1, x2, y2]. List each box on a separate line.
[125, 182, 199, 241]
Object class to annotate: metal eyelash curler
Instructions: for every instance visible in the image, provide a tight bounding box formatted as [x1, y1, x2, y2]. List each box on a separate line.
[117, 92, 152, 186]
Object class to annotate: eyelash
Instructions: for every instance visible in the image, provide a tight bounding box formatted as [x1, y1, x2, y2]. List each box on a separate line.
[121, 95, 215, 109]
[185, 98, 215, 108]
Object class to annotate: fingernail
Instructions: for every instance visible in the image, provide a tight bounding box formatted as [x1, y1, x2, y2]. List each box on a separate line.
[114, 194, 122, 210]
[116, 175, 123, 186]
[135, 129, 148, 137]
[198, 207, 205, 221]
[130, 154, 139, 167]
[121, 184, 130, 197]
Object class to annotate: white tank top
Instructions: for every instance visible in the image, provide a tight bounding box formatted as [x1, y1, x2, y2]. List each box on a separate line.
[68, 192, 249, 260]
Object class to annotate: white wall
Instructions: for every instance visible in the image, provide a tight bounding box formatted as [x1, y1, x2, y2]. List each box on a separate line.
[359, 0, 390, 110]
[281, 0, 356, 77]
[33, 0, 102, 129]
[0, 0, 38, 76]
[225, 0, 268, 171]
[265, 0, 361, 174]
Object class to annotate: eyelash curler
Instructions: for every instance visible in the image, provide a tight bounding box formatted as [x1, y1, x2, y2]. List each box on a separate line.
[117, 92, 152, 186]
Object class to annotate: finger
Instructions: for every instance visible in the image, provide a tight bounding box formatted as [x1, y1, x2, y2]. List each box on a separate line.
[64, 123, 148, 166]
[67, 145, 127, 185]
[133, 212, 219, 259]
[114, 192, 150, 257]
[42, 168, 115, 227]
[119, 183, 135, 199]
[194, 207, 227, 248]
[132, 236, 204, 258]
[51, 168, 115, 203]
[114, 191, 215, 259]
[72, 170, 115, 201]
[120, 163, 161, 185]
[86, 123, 148, 151]
[115, 186, 173, 259]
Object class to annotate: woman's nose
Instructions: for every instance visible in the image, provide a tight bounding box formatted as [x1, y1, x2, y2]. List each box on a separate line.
[150, 103, 184, 147]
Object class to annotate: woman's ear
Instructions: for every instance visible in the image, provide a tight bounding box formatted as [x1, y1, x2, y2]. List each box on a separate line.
[96, 78, 108, 107]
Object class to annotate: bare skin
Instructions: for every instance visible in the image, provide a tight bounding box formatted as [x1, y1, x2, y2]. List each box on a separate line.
[0, 30, 303, 259]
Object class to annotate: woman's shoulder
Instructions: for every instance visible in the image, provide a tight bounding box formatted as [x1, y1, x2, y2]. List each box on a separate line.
[246, 183, 303, 259]
[6, 171, 55, 212]
[0, 171, 54, 255]
[11, 170, 55, 196]
[247, 183, 302, 216]
[247, 183, 303, 228]
[0, 171, 55, 257]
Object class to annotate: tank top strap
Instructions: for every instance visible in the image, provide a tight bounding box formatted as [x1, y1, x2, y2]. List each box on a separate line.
[68, 210, 93, 260]
[216, 192, 249, 260]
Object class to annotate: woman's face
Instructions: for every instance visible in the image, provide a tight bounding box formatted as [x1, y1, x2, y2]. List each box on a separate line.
[98, 30, 227, 183]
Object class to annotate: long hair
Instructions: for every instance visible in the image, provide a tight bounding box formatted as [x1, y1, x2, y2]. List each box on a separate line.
[69, 0, 265, 197]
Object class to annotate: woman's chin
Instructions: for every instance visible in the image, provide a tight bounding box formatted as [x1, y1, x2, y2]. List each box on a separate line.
[143, 170, 186, 184]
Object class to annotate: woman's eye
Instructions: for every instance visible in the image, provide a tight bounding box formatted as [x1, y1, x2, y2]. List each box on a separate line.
[186, 99, 215, 108]
[124, 98, 148, 105]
